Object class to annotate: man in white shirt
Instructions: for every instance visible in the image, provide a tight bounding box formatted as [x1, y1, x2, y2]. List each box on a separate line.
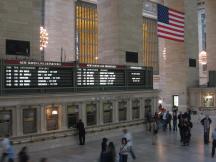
[123, 129, 136, 160]
[0, 134, 10, 162]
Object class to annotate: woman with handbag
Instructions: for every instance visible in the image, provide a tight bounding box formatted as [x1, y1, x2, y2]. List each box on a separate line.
[119, 138, 129, 162]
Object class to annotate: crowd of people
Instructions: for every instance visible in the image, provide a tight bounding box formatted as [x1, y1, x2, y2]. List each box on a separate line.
[0, 134, 47, 162]
[1, 110, 216, 161]
[100, 129, 136, 162]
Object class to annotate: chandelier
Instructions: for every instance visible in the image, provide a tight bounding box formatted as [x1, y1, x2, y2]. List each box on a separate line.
[199, 51, 207, 65]
[40, 26, 48, 51]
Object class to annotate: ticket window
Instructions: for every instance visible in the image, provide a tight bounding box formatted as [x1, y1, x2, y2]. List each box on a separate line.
[23, 109, 37, 134]
[67, 105, 79, 128]
[202, 94, 214, 107]
[86, 104, 97, 126]
[118, 101, 127, 121]
[103, 102, 113, 123]
[46, 107, 59, 131]
[0, 110, 12, 136]
[132, 99, 140, 120]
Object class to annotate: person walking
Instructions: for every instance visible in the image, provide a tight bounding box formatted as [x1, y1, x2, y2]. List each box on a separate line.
[7, 141, 15, 162]
[104, 142, 116, 162]
[166, 111, 172, 131]
[18, 147, 29, 162]
[146, 110, 152, 132]
[0, 134, 10, 162]
[162, 110, 168, 131]
[100, 138, 108, 162]
[123, 129, 136, 160]
[212, 128, 216, 158]
[119, 138, 129, 162]
[76, 119, 86, 145]
[173, 111, 178, 131]
[201, 115, 212, 144]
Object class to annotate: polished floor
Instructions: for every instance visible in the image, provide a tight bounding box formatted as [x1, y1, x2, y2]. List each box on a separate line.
[27, 121, 215, 162]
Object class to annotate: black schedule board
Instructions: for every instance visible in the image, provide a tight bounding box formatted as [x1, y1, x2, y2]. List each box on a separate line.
[127, 69, 145, 86]
[4, 60, 74, 88]
[77, 64, 125, 86]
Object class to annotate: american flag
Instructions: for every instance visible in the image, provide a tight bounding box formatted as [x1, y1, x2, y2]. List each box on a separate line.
[157, 4, 184, 42]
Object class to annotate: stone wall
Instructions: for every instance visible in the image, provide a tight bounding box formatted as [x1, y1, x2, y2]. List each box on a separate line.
[44, 0, 75, 62]
[0, 0, 42, 60]
[98, 0, 143, 65]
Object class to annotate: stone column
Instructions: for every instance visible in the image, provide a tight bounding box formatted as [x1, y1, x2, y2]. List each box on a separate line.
[99, 100, 104, 125]
[206, 0, 216, 71]
[127, 99, 132, 121]
[140, 98, 145, 119]
[113, 100, 119, 123]
[15, 106, 22, 136]
[40, 104, 46, 133]
[61, 104, 67, 130]
[81, 102, 87, 126]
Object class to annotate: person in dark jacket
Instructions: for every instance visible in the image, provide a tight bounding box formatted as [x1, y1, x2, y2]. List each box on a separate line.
[101, 138, 108, 153]
[77, 119, 86, 145]
[100, 138, 108, 162]
[173, 111, 178, 131]
[201, 115, 212, 144]
[18, 147, 29, 162]
[104, 142, 116, 162]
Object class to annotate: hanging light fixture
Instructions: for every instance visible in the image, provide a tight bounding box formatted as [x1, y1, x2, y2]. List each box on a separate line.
[40, 26, 48, 51]
[199, 50, 207, 65]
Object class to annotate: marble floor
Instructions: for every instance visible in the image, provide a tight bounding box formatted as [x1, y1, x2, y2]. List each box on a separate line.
[26, 123, 215, 162]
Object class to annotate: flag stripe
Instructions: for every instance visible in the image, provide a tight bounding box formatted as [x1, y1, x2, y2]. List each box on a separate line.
[158, 29, 183, 37]
[169, 22, 184, 28]
[169, 10, 184, 18]
[169, 20, 184, 27]
[158, 27, 184, 36]
[169, 8, 184, 15]
[158, 22, 184, 32]
[169, 17, 184, 24]
[158, 33, 184, 42]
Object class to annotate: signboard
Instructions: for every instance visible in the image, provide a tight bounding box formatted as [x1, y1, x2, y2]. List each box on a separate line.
[5, 60, 74, 88]
[3, 60, 153, 90]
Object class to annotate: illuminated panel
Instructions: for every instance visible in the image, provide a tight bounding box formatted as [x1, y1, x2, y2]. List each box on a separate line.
[76, 64, 125, 86]
[4, 60, 74, 88]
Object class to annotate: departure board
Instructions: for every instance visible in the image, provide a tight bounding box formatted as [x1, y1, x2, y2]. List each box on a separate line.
[3, 60, 153, 90]
[127, 67, 145, 86]
[77, 64, 125, 86]
[4, 60, 74, 88]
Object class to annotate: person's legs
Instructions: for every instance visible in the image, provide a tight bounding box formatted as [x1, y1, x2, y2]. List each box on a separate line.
[82, 134, 85, 145]
[79, 133, 82, 145]
[212, 140, 216, 157]
[122, 155, 128, 162]
[129, 146, 136, 159]
[0, 153, 7, 162]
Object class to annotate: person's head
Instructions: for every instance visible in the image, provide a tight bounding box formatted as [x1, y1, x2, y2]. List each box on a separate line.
[21, 146, 27, 153]
[121, 138, 127, 145]
[40, 158, 47, 162]
[205, 115, 209, 118]
[123, 129, 128, 134]
[102, 138, 108, 143]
